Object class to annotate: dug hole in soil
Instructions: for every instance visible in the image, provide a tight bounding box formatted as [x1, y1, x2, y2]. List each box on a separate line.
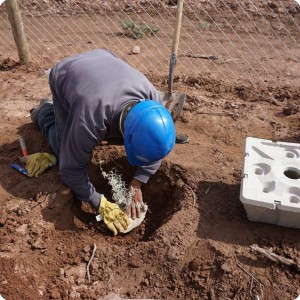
[0, 1, 300, 299]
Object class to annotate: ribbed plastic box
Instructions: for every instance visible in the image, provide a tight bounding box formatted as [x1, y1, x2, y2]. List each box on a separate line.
[240, 137, 300, 228]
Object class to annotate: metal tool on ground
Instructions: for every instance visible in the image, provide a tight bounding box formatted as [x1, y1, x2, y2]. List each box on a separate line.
[164, 92, 186, 123]
[19, 136, 28, 156]
[10, 163, 28, 176]
[10, 137, 29, 176]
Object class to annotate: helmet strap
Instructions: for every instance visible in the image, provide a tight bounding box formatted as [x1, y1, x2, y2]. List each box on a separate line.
[119, 101, 138, 137]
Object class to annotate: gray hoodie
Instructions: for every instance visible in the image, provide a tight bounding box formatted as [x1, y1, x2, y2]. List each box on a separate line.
[49, 49, 163, 209]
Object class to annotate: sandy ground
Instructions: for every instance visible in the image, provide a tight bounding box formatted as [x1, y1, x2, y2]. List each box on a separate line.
[0, 1, 300, 299]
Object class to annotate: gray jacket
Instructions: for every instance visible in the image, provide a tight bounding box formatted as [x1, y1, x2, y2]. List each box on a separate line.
[49, 49, 163, 209]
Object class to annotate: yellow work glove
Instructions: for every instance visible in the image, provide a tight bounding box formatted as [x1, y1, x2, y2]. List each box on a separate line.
[20, 152, 57, 177]
[98, 196, 130, 236]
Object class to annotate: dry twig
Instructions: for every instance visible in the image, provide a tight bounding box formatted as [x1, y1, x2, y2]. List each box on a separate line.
[181, 53, 218, 60]
[110, 157, 123, 169]
[237, 263, 264, 300]
[198, 111, 236, 116]
[205, 183, 211, 195]
[250, 95, 282, 106]
[237, 263, 264, 287]
[250, 244, 295, 266]
[186, 185, 197, 206]
[250, 278, 262, 300]
[86, 243, 97, 283]
[216, 58, 239, 65]
[246, 89, 282, 106]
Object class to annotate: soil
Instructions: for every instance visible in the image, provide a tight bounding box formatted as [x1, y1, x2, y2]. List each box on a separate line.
[0, 1, 300, 300]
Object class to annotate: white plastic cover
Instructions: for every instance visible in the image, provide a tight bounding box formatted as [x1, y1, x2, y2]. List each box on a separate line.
[241, 137, 300, 212]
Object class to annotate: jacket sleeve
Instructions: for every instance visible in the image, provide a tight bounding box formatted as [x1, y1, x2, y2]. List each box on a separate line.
[133, 160, 162, 183]
[59, 115, 103, 209]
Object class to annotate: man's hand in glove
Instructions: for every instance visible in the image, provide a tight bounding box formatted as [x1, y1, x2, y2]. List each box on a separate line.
[98, 196, 130, 235]
[127, 178, 147, 220]
[20, 152, 57, 177]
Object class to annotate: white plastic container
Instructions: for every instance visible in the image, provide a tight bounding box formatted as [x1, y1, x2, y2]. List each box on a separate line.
[240, 137, 300, 228]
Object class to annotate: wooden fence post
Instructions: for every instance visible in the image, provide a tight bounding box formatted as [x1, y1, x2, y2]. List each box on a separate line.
[6, 0, 30, 65]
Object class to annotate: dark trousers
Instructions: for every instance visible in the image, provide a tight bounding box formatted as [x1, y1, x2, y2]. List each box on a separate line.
[37, 102, 67, 158]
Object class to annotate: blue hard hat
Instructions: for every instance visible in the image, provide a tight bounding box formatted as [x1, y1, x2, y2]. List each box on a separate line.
[124, 100, 176, 166]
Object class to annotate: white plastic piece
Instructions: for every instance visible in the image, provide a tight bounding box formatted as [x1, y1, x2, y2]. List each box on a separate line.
[240, 137, 300, 228]
[123, 206, 147, 234]
[95, 214, 103, 222]
[0, 295, 5, 300]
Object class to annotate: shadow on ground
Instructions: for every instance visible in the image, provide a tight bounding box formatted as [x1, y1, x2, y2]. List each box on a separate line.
[195, 180, 300, 248]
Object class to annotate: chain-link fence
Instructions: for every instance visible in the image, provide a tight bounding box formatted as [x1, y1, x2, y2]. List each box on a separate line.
[0, 0, 299, 90]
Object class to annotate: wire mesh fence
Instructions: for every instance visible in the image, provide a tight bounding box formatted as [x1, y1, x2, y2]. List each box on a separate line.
[0, 0, 299, 90]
